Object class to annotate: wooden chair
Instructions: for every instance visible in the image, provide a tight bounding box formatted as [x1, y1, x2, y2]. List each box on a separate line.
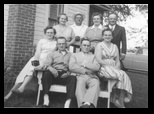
[99, 78, 117, 108]
[35, 69, 117, 108]
[35, 69, 71, 108]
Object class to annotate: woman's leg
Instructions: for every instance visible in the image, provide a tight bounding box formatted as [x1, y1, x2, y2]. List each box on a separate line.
[4, 83, 21, 101]
[116, 89, 125, 108]
[17, 75, 33, 92]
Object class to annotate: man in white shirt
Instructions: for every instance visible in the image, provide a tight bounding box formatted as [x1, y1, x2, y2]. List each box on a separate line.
[70, 12, 88, 53]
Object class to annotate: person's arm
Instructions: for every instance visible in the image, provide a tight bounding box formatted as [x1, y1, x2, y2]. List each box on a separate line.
[84, 27, 89, 39]
[69, 54, 87, 74]
[43, 52, 58, 77]
[115, 45, 121, 69]
[121, 27, 127, 55]
[34, 39, 42, 60]
[84, 56, 100, 72]
[67, 27, 76, 47]
[94, 43, 108, 66]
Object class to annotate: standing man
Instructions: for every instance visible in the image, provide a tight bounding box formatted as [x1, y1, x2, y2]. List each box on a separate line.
[70, 12, 88, 53]
[41, 37, 76, 108]
[69, 39, 100, 108]
[107, 12, 128, 71]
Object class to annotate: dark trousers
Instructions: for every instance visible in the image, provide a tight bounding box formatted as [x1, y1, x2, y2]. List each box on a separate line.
[120, 60, 127, 70]
[71, 44, 80, 53]
[41, 70, 76, 100]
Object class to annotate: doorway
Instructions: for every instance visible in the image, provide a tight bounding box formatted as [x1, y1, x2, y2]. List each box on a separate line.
[89, 5, 110, 26]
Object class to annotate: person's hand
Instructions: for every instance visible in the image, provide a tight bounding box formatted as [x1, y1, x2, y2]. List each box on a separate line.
[47, 67, 58, 77]
[113, 66, 120, 70]
[61, 71, 70, 78]
[120, 53, 126, 60]
[85, 69, 94, 75]
[75, 36, 80, 41]
[35, 65, 43, 70]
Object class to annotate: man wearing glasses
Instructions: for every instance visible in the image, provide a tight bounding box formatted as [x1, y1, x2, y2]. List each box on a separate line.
[41, 37, 76, 108]
[69, 38, 100, 108]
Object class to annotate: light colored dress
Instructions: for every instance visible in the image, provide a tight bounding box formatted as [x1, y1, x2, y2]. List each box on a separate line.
[84, 24, 106, 48]
[15, 38, 57, 83]
[96, 42, 132, 103]
[53, 24, 75, 42]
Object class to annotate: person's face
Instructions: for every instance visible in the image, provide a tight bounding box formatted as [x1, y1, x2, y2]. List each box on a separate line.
[74, 14, 83, 25]
[57, 39, 67, 51]
[108, 14, 117, 26]
[59, 15, 67, 25]
[81, 40, 91, 53]
[45, 29, 55, 39]
[103, 31, 113, 42]
[93, 15, 102, 26]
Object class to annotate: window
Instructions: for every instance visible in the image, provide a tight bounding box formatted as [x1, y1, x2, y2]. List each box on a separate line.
[48, 4, 64, 26]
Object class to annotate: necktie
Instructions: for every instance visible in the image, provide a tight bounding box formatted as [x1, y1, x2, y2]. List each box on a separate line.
[110, 26, 114, 31]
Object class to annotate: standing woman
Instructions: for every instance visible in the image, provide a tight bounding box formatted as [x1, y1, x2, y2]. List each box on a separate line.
[4, 26, 57, 102]
[84, 12, 107, 53]
[95, 28, 132, 108]
[53, 13, 75, 51]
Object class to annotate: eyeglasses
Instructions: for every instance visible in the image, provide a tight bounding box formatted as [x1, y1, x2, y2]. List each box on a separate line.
[82, 44, 90, 47]
[57, 43, 66, 45]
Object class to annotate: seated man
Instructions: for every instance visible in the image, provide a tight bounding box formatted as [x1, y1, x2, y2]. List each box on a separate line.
[41, 37, 76, 107]
[69, 38, 100, 108]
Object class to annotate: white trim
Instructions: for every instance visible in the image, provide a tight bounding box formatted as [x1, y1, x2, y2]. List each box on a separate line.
[87, 4, 90, 26]
[64, 4, 69, 14]
[94, 4, 111, 11]
[44, 4, 50, 27]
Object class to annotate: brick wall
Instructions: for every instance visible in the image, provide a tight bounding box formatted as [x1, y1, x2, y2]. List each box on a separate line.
[4, 4, 36, 75]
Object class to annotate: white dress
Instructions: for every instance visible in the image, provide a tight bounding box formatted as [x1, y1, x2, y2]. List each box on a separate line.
[15, 38, 57, 83]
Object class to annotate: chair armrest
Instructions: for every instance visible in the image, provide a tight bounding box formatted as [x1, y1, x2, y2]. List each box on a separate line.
[34, 68, 47, 72]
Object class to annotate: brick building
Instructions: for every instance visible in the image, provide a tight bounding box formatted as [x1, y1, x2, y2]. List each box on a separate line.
[4, 4, 110, 75]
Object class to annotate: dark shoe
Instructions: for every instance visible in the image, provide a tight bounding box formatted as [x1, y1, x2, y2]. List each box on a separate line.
[42, 105, 49, 108]
[80, 104, 90, 108]
[12, 89, 23, 96]
[121, 67, 128, 71]
[89, 103, 95, 108]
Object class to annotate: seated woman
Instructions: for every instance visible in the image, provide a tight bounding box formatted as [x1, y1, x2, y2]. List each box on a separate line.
[95, 28, 132, 108]
[4, 26, 57, 102]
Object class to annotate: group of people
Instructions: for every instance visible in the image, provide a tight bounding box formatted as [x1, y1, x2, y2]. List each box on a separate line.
[4, 11, 132, 108]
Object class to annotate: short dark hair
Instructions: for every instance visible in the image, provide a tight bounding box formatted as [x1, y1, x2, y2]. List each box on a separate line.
[44, 26, 56, 34]
[81, 38, 91, 45]
[57, 37, 67, 43]
[102, 28, 113, 36]
[57, 13, 68, 23]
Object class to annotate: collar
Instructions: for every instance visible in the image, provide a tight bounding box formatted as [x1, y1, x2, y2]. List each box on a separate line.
[72, 23, 85, 27]
[81, 51, 91, 56]
[58, 49, 68, 55]
[91, 24, 103, 29]
[109, 24, 116, 29]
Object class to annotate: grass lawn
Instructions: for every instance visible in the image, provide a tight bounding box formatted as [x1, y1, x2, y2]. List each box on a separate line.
[4, 71, 148, 108]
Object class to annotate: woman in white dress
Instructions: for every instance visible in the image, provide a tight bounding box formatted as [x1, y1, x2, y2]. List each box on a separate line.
[95, 28, 132, 108]
[4, 26, 57, 102]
